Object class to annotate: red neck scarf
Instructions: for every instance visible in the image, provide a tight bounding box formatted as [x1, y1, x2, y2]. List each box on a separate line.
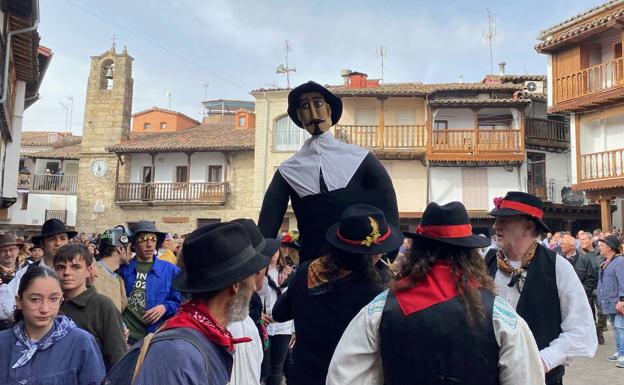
[162, 300, 251, 352]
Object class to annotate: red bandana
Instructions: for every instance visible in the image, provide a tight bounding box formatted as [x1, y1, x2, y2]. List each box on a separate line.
[162, 300, 251, 352]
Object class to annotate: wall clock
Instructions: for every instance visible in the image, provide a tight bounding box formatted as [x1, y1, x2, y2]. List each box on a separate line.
[91, 159, 108, 177]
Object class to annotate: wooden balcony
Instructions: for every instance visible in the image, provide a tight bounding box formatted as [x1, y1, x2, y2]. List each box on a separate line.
[553, 57, 624, 112]
[427, 129, 524, 162]
[115, 182, 229, 206]
[335, 125, 427, 157]
[525, 118, 569, 151]
[30, 174, 78, 194]
[576, 148, 624, 191]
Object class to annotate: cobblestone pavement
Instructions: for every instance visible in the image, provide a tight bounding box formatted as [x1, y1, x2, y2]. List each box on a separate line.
[566, 327, 621, 385]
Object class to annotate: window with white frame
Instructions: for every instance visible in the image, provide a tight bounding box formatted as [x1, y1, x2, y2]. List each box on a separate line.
[274, 115, 310, 152]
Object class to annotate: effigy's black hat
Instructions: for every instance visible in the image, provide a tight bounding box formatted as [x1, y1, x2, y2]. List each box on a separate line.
[326, 204, 402, 254]
[489, 191, 551, 233]
[405, 201, 491, 249]
[287, 81, 342, 128]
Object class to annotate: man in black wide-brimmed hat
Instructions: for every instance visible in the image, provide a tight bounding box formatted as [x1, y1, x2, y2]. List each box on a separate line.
[258, 81, 399, 264]
[128, 221, 273, 385]
[0, 218, 76, 322]
[484, 191, 596, 385]
[328, 201, 544, 385]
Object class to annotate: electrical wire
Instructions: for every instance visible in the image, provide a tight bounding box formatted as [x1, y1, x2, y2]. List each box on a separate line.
[62, 0, 249, 93]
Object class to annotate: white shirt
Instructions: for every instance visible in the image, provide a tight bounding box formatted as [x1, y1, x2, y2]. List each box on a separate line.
[493, 254, 597, 371]
[326, 290, 545, 385]
[0, 259, 52, 320]
[278, 132, 368, 198]
[257, 268, 295, 335]
[229, 316, 263, 385]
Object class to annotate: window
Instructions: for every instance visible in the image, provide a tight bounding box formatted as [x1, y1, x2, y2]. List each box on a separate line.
[354, 109, 377, 125]
[160, 122, 167, 130]
[143, 122, 151, 130]
[197, 218, 221, 228]
[45, 162, 59, 174]
[395, 109, 417, 125]
[238, 116, 246, 127]
[434, 120, 448, 130]
[142, 166, 153, 183]
[274, 115, 310, 151]
[175, 166, 188, 183]
[527, 152, 546, 199]
[21, 193, 28, 210]
[207, 165, 223, 183]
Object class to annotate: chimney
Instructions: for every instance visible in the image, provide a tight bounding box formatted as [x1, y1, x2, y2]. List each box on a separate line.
[340, 69, 352, 85]
[498, 62, 506, 76]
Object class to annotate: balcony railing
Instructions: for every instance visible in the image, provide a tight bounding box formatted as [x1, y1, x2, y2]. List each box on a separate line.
[45, 209, 67, 223]
[554, 57, 624, 104]
[30, 174, 78, 194]
[115, 182, 229, 204]
[526, 118, 569, 148]
[430, 129, 522, 153]
[335, 124, 427, 150]
[579, 148, 624, 183]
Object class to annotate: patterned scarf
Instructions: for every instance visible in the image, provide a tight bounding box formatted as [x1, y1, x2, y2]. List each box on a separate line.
[12, 315, 76, 369]
[496, 240, 538, 289]
[163, 300, 251, 352]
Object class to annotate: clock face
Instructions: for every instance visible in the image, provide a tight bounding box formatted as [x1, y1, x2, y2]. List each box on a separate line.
[91, 160, 108, 177]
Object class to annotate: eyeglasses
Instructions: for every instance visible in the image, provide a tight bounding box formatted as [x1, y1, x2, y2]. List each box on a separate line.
[0, 247, 18, 254]
[136, 234, 158, 243]
[24, 296, 63, 309]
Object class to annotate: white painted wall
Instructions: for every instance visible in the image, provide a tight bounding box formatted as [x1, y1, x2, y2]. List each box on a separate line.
[579, 115, 624, 155]
[129, 152, 226, 183]
[547, 55, 553, 107]
[430, 166, 522, 210]
[433, 107, 518, 129]
[2, 80, 25, 201]
[21, 194, 77, 226]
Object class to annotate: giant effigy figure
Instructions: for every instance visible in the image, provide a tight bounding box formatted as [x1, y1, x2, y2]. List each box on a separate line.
[258, 81, 399, 262]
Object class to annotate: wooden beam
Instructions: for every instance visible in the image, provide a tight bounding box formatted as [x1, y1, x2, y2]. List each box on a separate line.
[472, 108, 479, 154]
[378, 97, 387, 150]
[575, 114, 582, 185]
[600, 198, 612, 231]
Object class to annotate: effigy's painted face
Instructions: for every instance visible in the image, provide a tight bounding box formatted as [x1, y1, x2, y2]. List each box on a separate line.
[297, 92, 332, 135]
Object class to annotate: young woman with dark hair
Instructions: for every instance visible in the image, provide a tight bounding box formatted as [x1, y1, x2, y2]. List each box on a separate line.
[327, 202, 544, 385]
[0, 266, 106, 385]
[273, 204, 402, 385]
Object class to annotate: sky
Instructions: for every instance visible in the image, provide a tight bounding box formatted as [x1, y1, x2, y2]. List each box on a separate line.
[23, 0, 604, 135]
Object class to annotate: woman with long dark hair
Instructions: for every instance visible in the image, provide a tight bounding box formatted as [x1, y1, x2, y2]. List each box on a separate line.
[0, 266, 105, 385]
[327, 202, 544, 385]
[272, 204, 402, 385]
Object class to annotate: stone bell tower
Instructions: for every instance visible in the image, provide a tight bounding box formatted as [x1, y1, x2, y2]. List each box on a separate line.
[76, 45, 133, 232]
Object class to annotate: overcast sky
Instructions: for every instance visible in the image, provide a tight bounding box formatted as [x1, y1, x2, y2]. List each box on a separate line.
[23, 0, 602, 135]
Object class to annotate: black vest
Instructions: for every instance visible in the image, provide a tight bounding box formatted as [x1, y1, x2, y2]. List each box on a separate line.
[379, 288, 500, 385]
[485, 245, 564, 384]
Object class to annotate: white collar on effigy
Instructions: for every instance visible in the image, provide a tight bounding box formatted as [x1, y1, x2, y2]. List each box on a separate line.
[278, 132, 368, 198]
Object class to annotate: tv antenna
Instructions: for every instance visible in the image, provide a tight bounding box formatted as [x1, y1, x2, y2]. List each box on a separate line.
[483, 9, 496, 75]
[202, 81, 209, 101]
[376, 45, 386, 83]
[276, 40, 296, 88]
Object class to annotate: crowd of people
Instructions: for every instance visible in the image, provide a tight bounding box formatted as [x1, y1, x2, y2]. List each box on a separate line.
[0, 192, 619, 384]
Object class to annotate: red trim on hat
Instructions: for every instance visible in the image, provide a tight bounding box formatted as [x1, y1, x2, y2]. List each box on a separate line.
[336, 226, 392, 246]
[500, 200, 544, 219]
[415, 223, 473, 238]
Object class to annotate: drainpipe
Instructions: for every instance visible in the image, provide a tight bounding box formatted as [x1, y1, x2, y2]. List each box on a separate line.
[0, 0, 40, 107]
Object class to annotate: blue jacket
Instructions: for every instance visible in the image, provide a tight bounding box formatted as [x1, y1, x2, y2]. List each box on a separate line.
[119, 257, 182, 333]
[597, 254, 624, 315]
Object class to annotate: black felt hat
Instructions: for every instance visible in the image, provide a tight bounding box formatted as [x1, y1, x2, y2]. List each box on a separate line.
[598, 235, 622, 254]
[489, 191, 551, 233]
[173, 222, 270, 293]
[231, 218, 280, 260]
[287, 81, 342, 128]
[405, 202, 491, 249]
[128, 221, 166, 246]
[326, 204, 403, 254]
[31, 219, 77, 246]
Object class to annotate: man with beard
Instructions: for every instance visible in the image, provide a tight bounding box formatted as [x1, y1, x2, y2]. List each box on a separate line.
[258, 81, 399, 263]
[0, 219, 75, 322]
[132, 221, 272, 385]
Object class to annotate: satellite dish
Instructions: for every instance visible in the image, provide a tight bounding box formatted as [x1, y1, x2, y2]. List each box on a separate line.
[561, 187, 585, 207]
[276, 65, 285, 74]
[526, 81, 537, 92]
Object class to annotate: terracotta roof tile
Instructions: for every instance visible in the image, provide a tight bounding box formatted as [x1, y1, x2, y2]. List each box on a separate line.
[21, 131, 80, 146]
[109, 124, 254, 153]
[499, 75, 547, 83]
[24, 141, 81, 160]
[427, 98, 531, 107]
[536, 1, 624, 52]
[538, 0, 623, 38]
